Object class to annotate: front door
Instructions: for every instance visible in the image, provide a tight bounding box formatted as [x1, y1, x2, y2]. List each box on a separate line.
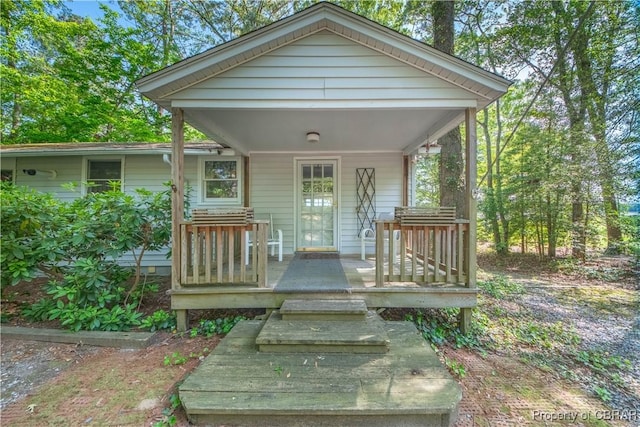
[296, 159, 338, 251]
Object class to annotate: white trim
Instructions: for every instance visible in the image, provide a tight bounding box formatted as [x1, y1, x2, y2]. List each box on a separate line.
[249, 150, 400, 155]
[82, 156, 125, 195]
[197, 156, 243, 205]
[293, 156, 341, 251]
[171, 99, 477, 110]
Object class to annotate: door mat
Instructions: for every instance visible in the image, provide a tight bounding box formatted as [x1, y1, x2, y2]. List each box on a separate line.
[296, 252, 339, 260]
[275, 252, 349, 290]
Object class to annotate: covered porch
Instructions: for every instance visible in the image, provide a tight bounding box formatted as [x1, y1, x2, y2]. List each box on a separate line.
[171, 213, 476, 325]
[135, 3, 510, 332]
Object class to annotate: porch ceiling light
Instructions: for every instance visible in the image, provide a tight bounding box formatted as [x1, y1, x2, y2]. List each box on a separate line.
[306, 131, 320, 143]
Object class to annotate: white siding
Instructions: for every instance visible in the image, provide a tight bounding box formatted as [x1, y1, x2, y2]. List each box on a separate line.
[249, 153, 296, 254]
[178, 31, 471, 104]
[340, 152, 403, 254]
[13, 156, 83, 202]
[249, 152, 402, 255]
[7, 154, 177, 269]
[123, 155, 172, 193]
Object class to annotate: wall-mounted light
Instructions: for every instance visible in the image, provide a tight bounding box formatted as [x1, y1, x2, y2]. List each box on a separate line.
[22, 169, 57, 179]
[306, 131, 320, 143]
[417, 143, 441, 156]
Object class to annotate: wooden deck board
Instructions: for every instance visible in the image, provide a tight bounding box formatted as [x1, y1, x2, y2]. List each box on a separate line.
[180, 320, 460, 426]
[255, 311, 389, 352]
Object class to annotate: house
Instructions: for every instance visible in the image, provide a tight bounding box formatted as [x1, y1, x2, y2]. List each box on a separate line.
[0, 141, 230, 273]
[135, 2, 511, 332]
[3, 3, 510, 333]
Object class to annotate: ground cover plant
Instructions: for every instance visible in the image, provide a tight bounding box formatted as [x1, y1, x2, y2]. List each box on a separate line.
[398, 253, 639, 425]
[1, 253, 637, 426]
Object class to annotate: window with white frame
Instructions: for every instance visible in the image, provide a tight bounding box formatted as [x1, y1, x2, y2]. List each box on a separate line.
[200, 157, 241, 204]
[85, 158, 123, 193]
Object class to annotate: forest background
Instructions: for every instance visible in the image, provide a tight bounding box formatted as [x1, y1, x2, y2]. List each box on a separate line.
[1, 0, 638, 258]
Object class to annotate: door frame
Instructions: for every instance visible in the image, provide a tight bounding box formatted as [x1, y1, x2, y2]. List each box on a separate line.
[293, 156, 341, 252]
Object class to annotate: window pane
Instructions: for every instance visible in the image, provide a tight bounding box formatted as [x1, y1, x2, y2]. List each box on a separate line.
[1, 170, 13, 182]
[87, 182, 115, 193]
[89, 160, 121, 180]
[205, 180, 237, 199]
[205, 161, 236, 179]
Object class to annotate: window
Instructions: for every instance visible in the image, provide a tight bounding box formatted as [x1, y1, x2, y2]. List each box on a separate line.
[200, 158, 241, 204]
[86, 159, 123, 193]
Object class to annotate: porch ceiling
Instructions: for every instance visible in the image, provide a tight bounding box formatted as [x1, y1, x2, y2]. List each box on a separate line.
[183, 107, 463, 155]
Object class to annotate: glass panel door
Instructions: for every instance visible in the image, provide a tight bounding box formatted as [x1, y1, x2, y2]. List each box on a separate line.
[297, 160, 337, 251]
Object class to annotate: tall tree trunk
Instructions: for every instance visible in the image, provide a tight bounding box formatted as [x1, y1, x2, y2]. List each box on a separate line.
[550, 1, 588, 259]
[433, 1, 465, 217]
[569, 2, 623, 253]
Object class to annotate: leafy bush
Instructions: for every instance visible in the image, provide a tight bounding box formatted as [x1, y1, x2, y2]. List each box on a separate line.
[2, 182, 173, 331]
[0, 183, 66, 287]
[141, 310, 177, 332]
[189, 316, 246, 338]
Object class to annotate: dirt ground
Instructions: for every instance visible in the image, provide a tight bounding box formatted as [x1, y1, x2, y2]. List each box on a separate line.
[1, 254, 638, 426]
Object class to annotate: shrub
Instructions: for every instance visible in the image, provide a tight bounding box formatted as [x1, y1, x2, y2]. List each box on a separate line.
[2, 182, 173, 331]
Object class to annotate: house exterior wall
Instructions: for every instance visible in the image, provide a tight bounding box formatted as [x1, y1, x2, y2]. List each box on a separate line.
[4, 149, 405, 265]
[249, 151, 403, 255]
[2, 154, 175, 272]
[180, 31, 470, 106]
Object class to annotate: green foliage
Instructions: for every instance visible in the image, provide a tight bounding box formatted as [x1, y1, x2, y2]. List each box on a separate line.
[189, 316, 245, 338]
[552, 258, 628, 282]
[0, 183, 65, 287]
[592, 385, 612, 404]
[141, 310, 176, 332]
[478, 275, 524, 299]
[444, 357, 466, 379]
[163, 351, 188, 366]
[575, 349, 631, 374]
[152, 393, 182, 427]
[2, 183, 172, 331]
[406, 309, 481, 350]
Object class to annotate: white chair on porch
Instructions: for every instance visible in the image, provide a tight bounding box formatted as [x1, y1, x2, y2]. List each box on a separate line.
[361, 212, 400, 261]
[245, 213, 283, 264]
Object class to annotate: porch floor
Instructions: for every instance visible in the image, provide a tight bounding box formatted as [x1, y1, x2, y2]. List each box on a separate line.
[263, 254, 454, 289]
[179, 316, 461, 426]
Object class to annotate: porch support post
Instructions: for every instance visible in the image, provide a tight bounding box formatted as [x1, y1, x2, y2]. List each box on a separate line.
[402, 155, 409, 206]
[243, 156, 250, 206]
[171, 107, 187, 331]
[459, 107, 477, 334]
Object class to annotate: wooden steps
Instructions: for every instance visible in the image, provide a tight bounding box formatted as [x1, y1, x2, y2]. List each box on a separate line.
[179, 299, 461, 426]
[256, 311, 390, 354]
[279, 298, 367, 321]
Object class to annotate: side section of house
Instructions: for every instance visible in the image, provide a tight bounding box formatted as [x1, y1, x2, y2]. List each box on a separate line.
[0, 146, 230, 273]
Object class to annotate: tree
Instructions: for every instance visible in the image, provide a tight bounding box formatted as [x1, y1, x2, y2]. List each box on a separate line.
[431, 1, 465, 216]
[1, 0, 171, 143]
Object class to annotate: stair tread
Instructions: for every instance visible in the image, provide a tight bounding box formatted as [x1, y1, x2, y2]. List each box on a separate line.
[280, 299, 367, 315]
[256, 311, 389, 347]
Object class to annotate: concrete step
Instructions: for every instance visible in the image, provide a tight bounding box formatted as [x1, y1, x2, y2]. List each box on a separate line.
[279, 298, 368, 321]
[256, 310, 390, 353]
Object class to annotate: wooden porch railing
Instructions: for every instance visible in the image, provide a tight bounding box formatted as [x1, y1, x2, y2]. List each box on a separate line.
[180, 214, 269, 287]
[374, 219, 469, 287]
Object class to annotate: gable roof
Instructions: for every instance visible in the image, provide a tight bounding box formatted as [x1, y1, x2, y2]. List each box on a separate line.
[135, 2, 511, 155]
[137, 2, 510, 109]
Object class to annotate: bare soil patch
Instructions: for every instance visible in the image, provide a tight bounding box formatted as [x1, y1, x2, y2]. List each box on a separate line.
[1, 254, 638, 426]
